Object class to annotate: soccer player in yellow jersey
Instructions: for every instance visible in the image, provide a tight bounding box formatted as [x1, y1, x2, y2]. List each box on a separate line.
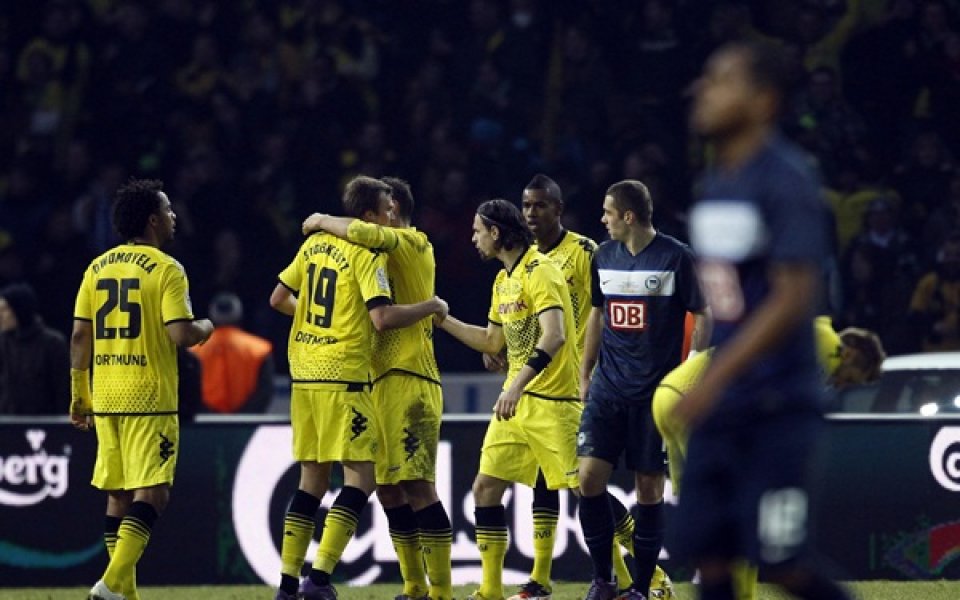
[652, 316, 884, 600]
[270, 176, 448, 600]
[301, 177, 453, 600]
[436, 198, 582, 600]
[70, 179, 214, 600]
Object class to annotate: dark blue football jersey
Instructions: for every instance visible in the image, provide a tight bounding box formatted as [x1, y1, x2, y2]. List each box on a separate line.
[689, 134, 827, 420]
[588, 233, 705, 403]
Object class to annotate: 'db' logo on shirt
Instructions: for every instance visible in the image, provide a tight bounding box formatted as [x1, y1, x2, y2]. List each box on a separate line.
[608, 300, 646, 331]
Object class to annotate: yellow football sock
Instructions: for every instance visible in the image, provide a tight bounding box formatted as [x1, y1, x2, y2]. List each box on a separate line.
[313, 503, 360, 574]
[530, 506, 557, 587]
[732, 560, 759, 600]
[103, 514, 151, 595]
[422, 528, 453, 600]
[391, 529, 428, 597]
[475, 506, 508, 600]
[281, 511, 316, 579]
[417, 501, 453, 600]
[612, 542, 633, 590]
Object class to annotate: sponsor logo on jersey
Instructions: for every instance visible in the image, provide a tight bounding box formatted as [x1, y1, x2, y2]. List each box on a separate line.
[598, 269, 675, 297]
[607, 300, 646, 331]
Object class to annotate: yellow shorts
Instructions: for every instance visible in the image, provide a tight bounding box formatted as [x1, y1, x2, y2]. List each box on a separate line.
[91, 414, 179, 490]
[479, 393, 581, 489]
[652, 349, 711, 496]
[373, 375, 443, 485]
[291, 385, 379, 464]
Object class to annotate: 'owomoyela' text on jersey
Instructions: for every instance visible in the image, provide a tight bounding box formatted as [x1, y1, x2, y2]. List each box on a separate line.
[487, 246, 579, 401]
[536, 229, 596, 356]
[279, 232, 392, 386]
[347, 220, 440, 384]
[74, 244, 195, 414]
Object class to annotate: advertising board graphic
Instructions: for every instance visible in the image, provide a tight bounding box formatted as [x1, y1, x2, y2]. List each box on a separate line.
[2, 417, 960, 586]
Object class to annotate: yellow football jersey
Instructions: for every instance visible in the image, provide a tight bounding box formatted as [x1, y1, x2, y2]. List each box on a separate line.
[814, 315, 843, 380]
[74, 244, 195, 414]
[278, 232, 392, 386]
[346, 220, 440, 383]
[487, 246, 579, 401]
[536, 229, 596, 356]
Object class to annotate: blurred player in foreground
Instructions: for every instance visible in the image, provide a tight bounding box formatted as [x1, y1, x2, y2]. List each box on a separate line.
[653, 316, 884, 599]
[674, 40, 854, 599]
[71, 179, 214, 600]
[302, 176, 454, 600]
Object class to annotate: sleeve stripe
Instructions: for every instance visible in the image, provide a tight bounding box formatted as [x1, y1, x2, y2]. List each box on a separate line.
[365, 296, 393, 311]
[489, 319, 503, 327]
[535, 305, 563, 317]
[278, 278, 298, 296]
[164, 318, 194, 325]
[73, 316, 92, 322]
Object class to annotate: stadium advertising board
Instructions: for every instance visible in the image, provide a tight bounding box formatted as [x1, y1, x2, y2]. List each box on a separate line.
[2, 418, 959, 586]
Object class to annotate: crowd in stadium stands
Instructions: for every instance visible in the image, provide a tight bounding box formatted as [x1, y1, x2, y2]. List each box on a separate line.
[2, 0, 960, 384]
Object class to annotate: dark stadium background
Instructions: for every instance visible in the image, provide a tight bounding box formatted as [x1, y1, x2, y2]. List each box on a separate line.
[2, 0, 959, 373]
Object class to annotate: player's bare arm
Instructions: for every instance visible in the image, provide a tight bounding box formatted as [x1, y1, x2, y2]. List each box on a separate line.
[269, 283, 297, 316]
[370, 296, 447, 332]
[674, 263, 820, 426]
[69, 319, 94, 431]
[493, 307, 566, 421]
[302, 213, 350, 238]
[690, 306, 714, 354]
[437, 316, 506, 355]
[167, 318, 215, 347]
[579, 306, 604, 401]
[482, 349, 508, 373]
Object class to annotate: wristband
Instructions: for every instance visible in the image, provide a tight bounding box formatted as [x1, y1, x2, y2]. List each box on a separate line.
[70, 368, 93, 414]
[525, 348, 553, 374]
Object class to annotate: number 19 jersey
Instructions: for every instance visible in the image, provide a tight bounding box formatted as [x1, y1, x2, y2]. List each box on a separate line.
[278, 232, 392, 387]
[74, 244, 195, 414]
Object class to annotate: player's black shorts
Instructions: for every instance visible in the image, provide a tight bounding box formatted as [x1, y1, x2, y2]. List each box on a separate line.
[577, 391, 666, 473]
[670, 407, 821, 567]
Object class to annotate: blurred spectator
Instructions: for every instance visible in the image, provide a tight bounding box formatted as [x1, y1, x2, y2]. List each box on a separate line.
[908, 232, 960, 352]
[189, 292, 274, 414]
[0, 282, 69, 415]
[893, 129, 955, 236]
[838, 241, 888, 336]
[849, 197, 920, 280]
[788, 66, 867, 181]
[921, 173, 960, 261]
[2, 0, 960, 367]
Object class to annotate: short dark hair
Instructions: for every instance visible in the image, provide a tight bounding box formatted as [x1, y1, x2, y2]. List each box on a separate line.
[606, 179, 653, 224]
[723, 40, 797, 101]
[524, 173, 562, 204]
[381, 176, 414, 221]
[477, 198, 534, 251]
[343, 175, 391, 218]
[112, 178, 163, 240]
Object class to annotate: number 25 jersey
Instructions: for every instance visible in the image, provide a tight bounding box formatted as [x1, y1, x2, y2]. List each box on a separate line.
[74, 244, 195, 414]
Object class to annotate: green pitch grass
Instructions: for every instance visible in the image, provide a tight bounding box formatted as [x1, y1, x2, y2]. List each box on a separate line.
[2, 581, 959, 600]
